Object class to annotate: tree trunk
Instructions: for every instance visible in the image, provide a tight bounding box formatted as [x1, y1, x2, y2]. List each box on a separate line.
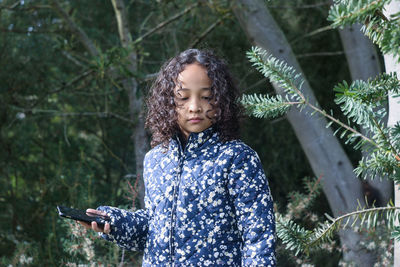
[382, 2, 400, 266]
[111, 0, 148, 209]
[338, 23, 393, 206]
[52, 0, 148, 209]
[233, 0, 375, 265]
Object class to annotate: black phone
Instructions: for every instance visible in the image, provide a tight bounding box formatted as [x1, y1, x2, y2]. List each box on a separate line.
[57, 205, 110, 229]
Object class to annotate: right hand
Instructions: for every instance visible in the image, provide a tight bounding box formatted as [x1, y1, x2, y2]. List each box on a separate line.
[77, 208, 111, 234]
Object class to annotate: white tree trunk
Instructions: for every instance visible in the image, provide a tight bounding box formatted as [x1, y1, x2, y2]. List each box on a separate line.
[338, 23, 393, 206]
[382, 2, 400, 266]
[233, 0, 375, 265]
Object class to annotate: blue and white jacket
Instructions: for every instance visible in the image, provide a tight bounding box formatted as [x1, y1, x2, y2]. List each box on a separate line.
[98, 127, 276, 266]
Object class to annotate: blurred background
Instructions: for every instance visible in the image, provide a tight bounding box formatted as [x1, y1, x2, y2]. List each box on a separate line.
[0, 0, 390, 266]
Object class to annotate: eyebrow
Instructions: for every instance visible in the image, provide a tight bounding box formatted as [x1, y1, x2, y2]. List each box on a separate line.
[177, 87, 211, 91]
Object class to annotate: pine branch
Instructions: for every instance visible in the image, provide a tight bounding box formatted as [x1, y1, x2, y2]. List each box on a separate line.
[240, 94, 300, 119]
[246, 46, 378, 148]
[328, 0, 389, 28]
[329, 0, 400, 59]
[355, 150, 399, 182]
[277, 205, 400, 256]
[246, 47, 305, 101]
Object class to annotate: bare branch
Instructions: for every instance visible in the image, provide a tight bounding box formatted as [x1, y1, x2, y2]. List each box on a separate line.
[144, 72, 158, 82]
[0, 3, 51, 11]
[134, 2, 201, 44]
[111, 0, 137, 74]
[0, 27, 61, 34]
[50, 69, 95, 94]
[111, 0, 132, 46]
[189, 13, 229, 48]
[297, 51, 345, 58]
[29, 69, 94, 109]
[49, 0, 99, 57]
[268, 2, 330, 9]
[9, 105, 134, 125]
[0, 1, 21, 10]
[291, 25, 333, 44]
[61, 51, 88, 68]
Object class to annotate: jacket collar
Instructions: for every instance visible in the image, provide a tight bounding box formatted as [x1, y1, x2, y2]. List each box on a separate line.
[172, 126, 219, 154]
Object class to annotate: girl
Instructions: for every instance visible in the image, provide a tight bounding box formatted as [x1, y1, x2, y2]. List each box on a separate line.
[79, 49, 276, 266]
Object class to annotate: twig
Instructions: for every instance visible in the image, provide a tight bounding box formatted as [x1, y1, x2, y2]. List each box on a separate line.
[61, 51, 87, 68]
[111, 0, 133, 46]
[50, 70, 94, 94]
[49, 0, 99, 57]
[371, 116, 400, 158]
[291, 25, 333, 44]
[268, 2, 330, 9]
[119, 249, 125, 267]
[133, 2, 201, 44]
[97, 135, 130, 172]
[189, 13, 229, 48]
[0, 27, 61, 34]
[307, 102, 378, 148]
[0, 3, 51, 11]
[8, 105, 134, 125]
[30, 69, 94, 109]
[297, 51, 345, 58]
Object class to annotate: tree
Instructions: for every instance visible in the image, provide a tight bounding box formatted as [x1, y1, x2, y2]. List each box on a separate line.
[233, 0, 375, 264]
[0, 0, 249, 264]
[337, 22, 393, 206]
[382, 1, 400, 265]
[240, 0, 400, 265]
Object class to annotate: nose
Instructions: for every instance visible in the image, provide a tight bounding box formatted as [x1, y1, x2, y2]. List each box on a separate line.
[188, 97, 201, 113]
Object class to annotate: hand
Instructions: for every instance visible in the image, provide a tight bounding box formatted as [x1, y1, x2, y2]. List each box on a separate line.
[77, 208, 111, 234]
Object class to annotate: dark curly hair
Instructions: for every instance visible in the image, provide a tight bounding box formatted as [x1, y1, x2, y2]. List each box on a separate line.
[145, 49, 242, 148]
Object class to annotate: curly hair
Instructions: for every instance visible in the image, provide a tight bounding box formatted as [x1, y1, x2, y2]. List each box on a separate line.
[145, 49, 242, 148]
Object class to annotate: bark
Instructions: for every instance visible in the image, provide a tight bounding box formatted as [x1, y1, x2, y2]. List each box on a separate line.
[337, 23, 393, 206]
[111, 0, 148, 209]
[233, 0, 375, 265]
[382, 1, 400, 265]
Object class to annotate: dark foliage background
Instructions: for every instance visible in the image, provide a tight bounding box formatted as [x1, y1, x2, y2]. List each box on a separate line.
[0, 0, 363, 265]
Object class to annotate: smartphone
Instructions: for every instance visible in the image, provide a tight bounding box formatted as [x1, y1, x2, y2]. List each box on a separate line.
[57, 205, 110, 229]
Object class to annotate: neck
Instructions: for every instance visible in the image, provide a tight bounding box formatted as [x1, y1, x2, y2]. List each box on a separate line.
[178, 132, 187, 148]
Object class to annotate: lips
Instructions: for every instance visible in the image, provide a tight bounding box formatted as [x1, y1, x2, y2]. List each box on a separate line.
[188, 117, 203, 123]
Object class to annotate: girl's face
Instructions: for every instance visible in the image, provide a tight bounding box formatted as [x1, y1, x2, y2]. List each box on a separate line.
[174, 63, 216, 140]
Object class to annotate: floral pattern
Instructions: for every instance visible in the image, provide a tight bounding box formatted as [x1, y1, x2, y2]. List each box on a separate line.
[98, 127, 276, 266]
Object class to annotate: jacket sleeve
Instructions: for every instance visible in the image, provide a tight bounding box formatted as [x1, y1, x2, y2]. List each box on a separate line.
[96, 206, 149, 251]
[227, 147, 276, 266]
[96, 151, 156, 251]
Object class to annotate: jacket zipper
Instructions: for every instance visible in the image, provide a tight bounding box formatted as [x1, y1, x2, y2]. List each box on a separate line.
[169, 138, 186, 266]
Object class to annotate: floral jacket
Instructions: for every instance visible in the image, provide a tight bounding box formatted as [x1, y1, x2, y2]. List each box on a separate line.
[98, 127, 276, 266]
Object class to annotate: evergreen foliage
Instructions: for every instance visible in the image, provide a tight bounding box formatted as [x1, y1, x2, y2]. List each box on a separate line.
[242, 0, 400, 258]
[277, 204, 400, 256]
[240, 94, 293, 119]
[246, 47, 305, 101]
[329, 0, 400, 61]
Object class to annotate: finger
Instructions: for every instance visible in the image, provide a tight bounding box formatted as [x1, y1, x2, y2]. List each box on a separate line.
[103, 223, 111, 234]
[86, 208, 107, 216]
[91, 221, 103, 232]
[77, 221, 92, 229]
